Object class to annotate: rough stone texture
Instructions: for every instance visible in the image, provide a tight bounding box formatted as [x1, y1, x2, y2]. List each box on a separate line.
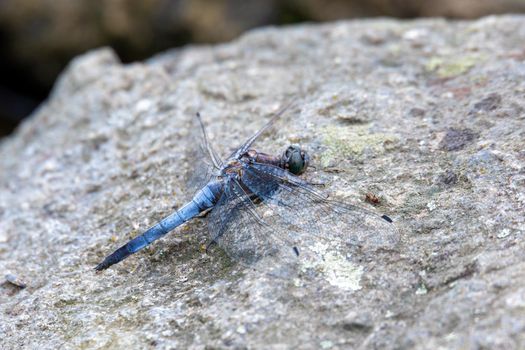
[1, 15, 525, 349]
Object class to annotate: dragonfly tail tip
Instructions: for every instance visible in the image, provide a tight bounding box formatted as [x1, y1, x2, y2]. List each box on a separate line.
[94, 260, 110, 271]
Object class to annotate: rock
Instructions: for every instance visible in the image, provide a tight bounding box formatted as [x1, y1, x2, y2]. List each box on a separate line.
[438, 128, 479, 151]
[1, 15, 525, 349]
[471, 92, 503, 114]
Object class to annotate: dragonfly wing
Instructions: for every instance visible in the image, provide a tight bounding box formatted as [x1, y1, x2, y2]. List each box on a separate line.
[231, 99, 297, 159]
[208, 181, 297, 275]
[186, 116, 218, 193]
[237, 162, 400, 277]
[205, 159, 399, 280]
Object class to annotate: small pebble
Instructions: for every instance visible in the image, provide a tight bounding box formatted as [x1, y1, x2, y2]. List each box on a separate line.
[5, 274, 27, 288]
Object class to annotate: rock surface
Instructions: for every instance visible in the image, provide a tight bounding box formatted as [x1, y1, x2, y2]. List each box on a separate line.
[1, 15, 525, 349]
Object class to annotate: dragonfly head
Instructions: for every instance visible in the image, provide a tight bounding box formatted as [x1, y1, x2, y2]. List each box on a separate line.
[282, 145, 309, 175]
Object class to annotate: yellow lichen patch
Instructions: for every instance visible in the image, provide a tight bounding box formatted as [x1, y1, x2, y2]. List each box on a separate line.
[320, 125, 397, 167]
[425, 55, 482, 78]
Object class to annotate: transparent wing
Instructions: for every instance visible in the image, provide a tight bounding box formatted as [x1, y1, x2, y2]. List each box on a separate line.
[188, 99, 295, 193]
[208, 161, 399, 279]
[231, 99, 296, 159]
[186, 115, 219, 193]
[243, 162, 399, 250]
[207, 178, 285, 266]
[186, 147, 215, 193]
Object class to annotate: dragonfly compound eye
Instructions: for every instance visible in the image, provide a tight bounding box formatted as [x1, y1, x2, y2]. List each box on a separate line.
[282, 145, 310, 175]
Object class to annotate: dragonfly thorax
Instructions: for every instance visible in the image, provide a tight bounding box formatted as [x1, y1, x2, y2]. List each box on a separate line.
[220, 159, 244, 179]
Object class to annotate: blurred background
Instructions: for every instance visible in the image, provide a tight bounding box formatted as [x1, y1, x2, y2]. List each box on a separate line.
[1, 0, 525, 138]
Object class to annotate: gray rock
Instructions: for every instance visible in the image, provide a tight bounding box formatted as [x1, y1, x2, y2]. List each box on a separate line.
[1, 15, 525, 349]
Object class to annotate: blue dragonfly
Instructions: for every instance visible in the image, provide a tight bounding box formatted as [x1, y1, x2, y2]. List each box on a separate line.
[95, 102, 397, 274]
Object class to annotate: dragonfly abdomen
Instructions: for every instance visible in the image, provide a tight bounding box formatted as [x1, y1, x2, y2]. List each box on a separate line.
[95, 180, 223, 271]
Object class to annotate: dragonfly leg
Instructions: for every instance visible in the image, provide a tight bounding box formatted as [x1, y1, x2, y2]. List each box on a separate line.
[195, 207, 213, 219]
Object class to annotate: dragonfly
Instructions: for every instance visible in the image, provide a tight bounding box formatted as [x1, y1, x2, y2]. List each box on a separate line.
[95, 101, 397, 276]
